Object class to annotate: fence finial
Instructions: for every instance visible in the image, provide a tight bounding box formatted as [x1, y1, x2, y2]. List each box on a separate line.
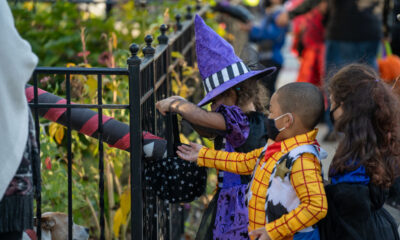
[196, 1, 202, 11]
[175, 14, 182, 31]
[186, 6, 192, 20]
[128, 43, 141, 65]
[158, 24, 169, 45]
[143, 35, 155, 57]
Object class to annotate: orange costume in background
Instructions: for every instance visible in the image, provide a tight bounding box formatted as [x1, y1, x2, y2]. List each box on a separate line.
[293, 6, 326, 87]
[197, 129, 327, 240]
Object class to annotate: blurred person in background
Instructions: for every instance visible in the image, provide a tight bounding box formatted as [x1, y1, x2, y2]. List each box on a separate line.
[276, 0, 392, 141]
[292, 0, 327, 89]
[242, 0, 289, 96]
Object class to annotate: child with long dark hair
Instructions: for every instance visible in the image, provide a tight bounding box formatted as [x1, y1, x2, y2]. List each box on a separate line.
[318, 64, 400, 240]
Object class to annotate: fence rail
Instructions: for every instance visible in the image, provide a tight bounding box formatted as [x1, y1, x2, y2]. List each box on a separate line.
[28, 4, 206, 239]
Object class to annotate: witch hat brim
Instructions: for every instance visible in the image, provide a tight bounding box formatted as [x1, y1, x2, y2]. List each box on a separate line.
[197, 66, 276, 107]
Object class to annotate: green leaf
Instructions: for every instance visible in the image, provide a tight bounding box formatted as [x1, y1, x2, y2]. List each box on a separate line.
[171, 51, 184, 59]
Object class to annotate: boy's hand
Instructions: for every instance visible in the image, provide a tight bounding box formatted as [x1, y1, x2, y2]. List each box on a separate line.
[176, 142, 203, 162]
[156, 96, 185, 115]
[249, 228, 271, 240]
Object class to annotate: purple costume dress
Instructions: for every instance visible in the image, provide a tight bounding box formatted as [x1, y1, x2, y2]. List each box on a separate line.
[213, 105, 250, 240]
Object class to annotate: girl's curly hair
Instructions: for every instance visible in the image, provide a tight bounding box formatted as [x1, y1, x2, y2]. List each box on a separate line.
[328, 64, 400, 188]
[236, 79, 269, 114]
[218, 79, 269, 113]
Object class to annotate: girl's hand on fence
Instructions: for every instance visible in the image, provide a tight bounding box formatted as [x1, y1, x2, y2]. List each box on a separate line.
[176, 142, 203, 162]
[169, 95, 186, 101]
[249, 227, 271, 240]
[156, 97, 178, 115]
[156, 96, 186, 115]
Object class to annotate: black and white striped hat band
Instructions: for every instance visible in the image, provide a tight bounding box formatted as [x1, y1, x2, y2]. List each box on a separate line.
[203, 61, 250, 94]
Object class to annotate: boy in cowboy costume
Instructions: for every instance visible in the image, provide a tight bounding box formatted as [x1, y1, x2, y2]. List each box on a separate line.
[177, 82, 328, 240]
[156, 15, 275, 239]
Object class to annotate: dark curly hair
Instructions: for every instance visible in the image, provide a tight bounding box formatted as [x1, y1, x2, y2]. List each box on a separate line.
[236, 79, 269, 114]
[218, 79, 269, 113]
[328, 64, 400, 188]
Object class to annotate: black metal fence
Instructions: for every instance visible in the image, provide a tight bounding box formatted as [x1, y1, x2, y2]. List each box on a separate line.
[29, 4, 205, 240]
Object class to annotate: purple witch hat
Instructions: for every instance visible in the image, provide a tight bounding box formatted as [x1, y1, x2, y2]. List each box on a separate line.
[195, 15, 276, 107]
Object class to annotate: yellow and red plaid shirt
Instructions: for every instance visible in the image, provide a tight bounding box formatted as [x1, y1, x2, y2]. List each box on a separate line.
[197, 129, 327, 240]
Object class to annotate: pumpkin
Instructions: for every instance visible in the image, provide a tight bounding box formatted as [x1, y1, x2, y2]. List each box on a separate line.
[378, 41, 400, 83]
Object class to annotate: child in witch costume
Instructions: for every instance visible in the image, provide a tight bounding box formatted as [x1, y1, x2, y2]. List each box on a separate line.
[156, 15, 275, 240]
[176, 82, 328, 240]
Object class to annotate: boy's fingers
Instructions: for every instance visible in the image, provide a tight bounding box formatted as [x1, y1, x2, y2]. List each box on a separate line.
[176, 150, 186, 159]
[179, 144, 194, 152]
[176, 150, 188, 158]
[176, 150, 195, 162]
[189, 142, 202, 150]
[177, 145, 187, 152]
[178, 149, 188, 155]
[177, 146, 194, 157]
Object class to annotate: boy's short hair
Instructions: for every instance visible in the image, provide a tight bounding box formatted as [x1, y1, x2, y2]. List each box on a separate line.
[276, 82, 324, 129]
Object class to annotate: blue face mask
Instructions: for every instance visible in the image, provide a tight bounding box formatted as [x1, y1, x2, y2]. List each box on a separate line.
[266, 113, 292, 141]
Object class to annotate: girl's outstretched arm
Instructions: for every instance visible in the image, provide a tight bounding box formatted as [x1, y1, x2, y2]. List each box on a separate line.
[156, 96, 226, 131]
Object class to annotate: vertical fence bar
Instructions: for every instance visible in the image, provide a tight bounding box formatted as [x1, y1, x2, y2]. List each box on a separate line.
[143, 34, 160, 238]
[66, 73, 73, 240]
[32, 73, 42, 240]
[128, 44, 143, 240]
[97, 74, 105, 240]
[144, 35, 157, 133]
